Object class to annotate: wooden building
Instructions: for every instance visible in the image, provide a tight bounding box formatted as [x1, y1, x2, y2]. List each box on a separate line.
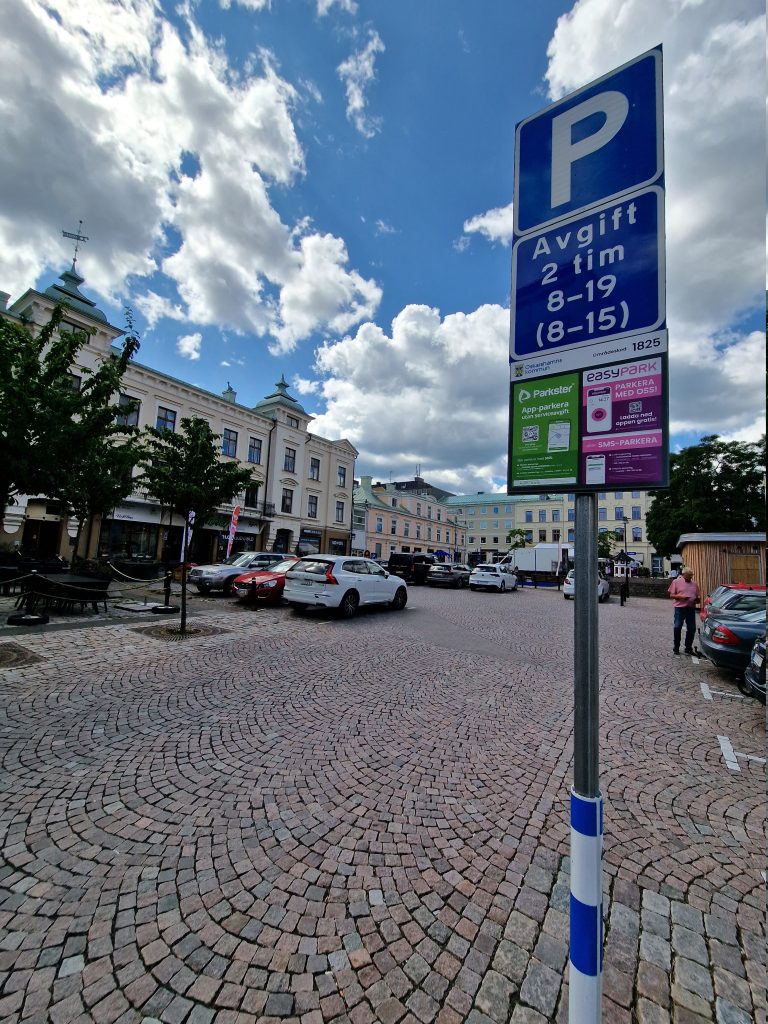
[677, 532, 766, 603]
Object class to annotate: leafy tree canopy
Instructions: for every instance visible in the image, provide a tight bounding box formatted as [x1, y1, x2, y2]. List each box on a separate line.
[647, 435, 766, 557]
[505, 528, 529, 549]
[139, 417, 257, 632]
[0, 305, 139, 528]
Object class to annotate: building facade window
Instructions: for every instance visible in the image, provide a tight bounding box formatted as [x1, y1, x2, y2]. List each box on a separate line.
[116, 393, 140, 427]
[156, 406, 176, 432]
[284, 447, 296, 472]
[244, 484, 260, 508]
[337, 466, 347, 487]
[539, 510, 547, 522]
[307, 495, 318, 518]
[568, 508, 575, 521]
[525, 530, 533, 543]
[538, 530, 547, 542]
[598, 508, 607, 520]
[416, 525, 421, 539]
[404, 522, 410, 537]
[568, 529, 575, 542]
[632, 526, 642, 541]
[309, 457, 320, 481]
[632, 506, 642, 519]
[281, 488, 293, 514]
[248, 437, 262, 464]
[390, 519, 397, 534]
[427, 526, 432, 541]
[552, 509, 560, 522]
[552, 529, 561, 542]
[614, 491, 623, 498]
[376, 517, 383, 533]
[525, 511, 533, 523]
[222, 429, 237, 458]
[615, 506, 624, 520]
[335, 501, 345, 523]
[287, 415, 299, 428]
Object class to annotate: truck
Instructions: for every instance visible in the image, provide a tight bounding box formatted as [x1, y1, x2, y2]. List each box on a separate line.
[497, 544, 574, 585]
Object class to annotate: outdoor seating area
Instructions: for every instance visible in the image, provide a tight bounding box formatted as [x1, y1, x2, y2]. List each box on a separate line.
[15, 573, 111, 614]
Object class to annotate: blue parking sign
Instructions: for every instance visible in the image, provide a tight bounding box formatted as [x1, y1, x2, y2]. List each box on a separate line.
[511, 187, 664, 359]
[514, 48, 663, 235]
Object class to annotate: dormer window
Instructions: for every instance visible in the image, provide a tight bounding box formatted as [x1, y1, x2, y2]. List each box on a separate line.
[287, 414, 299, 428]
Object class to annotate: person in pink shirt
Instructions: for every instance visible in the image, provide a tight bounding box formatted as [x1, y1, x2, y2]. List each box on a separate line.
[668, 567, 700, 655]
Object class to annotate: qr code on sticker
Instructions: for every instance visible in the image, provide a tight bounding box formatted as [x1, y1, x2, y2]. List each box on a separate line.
[629, 401, 642, 413]
[522, 426, 539, 443]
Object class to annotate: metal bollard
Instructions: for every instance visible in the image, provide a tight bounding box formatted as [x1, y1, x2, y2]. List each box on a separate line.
[163, 571, 172, 607]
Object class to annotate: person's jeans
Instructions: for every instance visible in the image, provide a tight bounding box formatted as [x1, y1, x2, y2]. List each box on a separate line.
[673, 606, 696, 652]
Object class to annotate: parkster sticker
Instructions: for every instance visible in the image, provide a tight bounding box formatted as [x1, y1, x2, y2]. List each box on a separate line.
[510, 372, 579, 487]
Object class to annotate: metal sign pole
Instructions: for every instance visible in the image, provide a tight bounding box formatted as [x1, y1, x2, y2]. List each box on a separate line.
[569, 491, 603, 1021]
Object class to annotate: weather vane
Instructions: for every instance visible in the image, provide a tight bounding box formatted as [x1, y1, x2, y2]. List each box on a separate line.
[62, 220, 89, 268]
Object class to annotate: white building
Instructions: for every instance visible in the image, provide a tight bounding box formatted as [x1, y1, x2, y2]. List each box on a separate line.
[2, 265, 357, 564]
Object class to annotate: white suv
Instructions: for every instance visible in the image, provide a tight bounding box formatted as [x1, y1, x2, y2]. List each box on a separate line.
[469, 564, 517, 592]
[283, 555, 408, 618]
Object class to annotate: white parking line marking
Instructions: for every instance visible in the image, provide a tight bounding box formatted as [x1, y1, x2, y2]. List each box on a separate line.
[701, 682, 746, 701]
[736, 751, 767, 765]
[717, 735, 741, 772]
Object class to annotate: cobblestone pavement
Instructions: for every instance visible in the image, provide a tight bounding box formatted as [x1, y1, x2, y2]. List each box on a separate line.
[0, 585, 764, 1024]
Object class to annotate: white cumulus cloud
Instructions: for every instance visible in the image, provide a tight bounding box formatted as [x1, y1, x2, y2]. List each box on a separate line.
[177, 332, 202, 360]
[337, 30, 385, 138]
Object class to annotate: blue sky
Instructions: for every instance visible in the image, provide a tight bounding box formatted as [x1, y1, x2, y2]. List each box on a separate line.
[2, 0, 764, 493]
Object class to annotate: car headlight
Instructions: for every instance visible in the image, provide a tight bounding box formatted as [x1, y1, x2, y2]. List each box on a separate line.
[256, 579, 278, 589]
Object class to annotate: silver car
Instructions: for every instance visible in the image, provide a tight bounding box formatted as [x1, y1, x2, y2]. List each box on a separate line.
[188, 552, 283, 595]
[427, 563, 472, 588]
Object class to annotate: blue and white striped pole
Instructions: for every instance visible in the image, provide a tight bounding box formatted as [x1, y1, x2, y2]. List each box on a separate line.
[569, 790, 603, 1019]
[570, 492, 602, 1022]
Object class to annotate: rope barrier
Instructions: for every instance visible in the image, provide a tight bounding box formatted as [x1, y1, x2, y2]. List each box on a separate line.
[106, 562, 168, 583]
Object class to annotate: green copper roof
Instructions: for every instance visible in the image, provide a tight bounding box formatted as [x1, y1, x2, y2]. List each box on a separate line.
[44, 265, 108, 323]
[253, 374, 308, 415]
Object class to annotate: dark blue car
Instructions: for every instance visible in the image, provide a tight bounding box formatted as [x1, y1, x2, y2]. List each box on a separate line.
[699, 607, 766, 676]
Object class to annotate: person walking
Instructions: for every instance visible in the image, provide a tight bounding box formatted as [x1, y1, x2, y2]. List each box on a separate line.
[668, 567, 700, 655]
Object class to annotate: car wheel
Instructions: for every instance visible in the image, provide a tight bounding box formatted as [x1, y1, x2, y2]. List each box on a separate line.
[196, 584, 211, 595]
[390, 587, 408, 611]
[564, 594, 570, 600]
[338, 590, 359, 619]
[469, 585, 476, 591]
[737, 674, 753, 697]
[289, 602, 307, 615]
[500, 581, 506, 593]
[222, 579, 233, 597]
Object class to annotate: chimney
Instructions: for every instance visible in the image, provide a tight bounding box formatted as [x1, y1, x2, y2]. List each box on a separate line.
[222, 382, 236, 403]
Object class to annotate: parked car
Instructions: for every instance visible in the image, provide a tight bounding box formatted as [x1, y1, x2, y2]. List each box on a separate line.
[469, 564, 517, 592]
[427, 563, 472, 588]
[699, 583, 766, 622]
[284, 555, 408, 618]
[387, 552, 437, 585]
[698, 607, 767, 676]
[739, 636, 766, 703]
[189, 552, 284, 595]
[562, 571, 610, 602]
[232, 557, 300, 606]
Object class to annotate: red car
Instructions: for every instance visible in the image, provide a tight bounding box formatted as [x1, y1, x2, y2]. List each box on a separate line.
[232, 557, 299, 606]
[700, 583, 766, 623]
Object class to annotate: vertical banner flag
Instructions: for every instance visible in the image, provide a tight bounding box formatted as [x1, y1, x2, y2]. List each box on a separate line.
[226, 506, 241, 559]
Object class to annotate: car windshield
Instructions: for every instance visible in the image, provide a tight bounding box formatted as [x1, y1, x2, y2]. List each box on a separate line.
[264, 559, 296, 573]
[225, 552, 254, 566]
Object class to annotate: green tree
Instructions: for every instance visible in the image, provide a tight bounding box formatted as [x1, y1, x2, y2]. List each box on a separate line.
[0, 305, 140, 533]
[597, 529, 623, 560]
[647, 435, 766, 557]
[505, 528, 529, 550]
[139, 417, 256, 633]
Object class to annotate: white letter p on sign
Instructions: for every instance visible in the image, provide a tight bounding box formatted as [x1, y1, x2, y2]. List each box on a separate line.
[550, 91, 629, 208]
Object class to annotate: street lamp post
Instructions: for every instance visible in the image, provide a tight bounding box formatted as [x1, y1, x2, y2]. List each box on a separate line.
[620, 516, 630, 605]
